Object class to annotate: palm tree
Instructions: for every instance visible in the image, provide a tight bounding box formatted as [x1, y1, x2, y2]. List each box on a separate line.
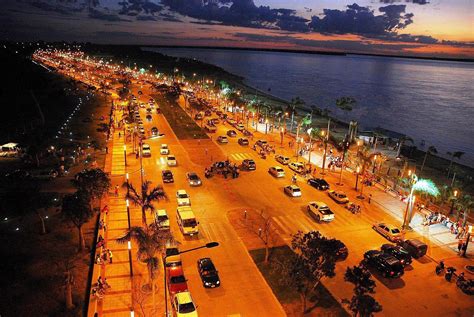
[117, 226, 171, 311]
[446, 151, 465, 178]
[295, 114, 312, 158]
[62, 190, 94, 252]
[288, 97, 305, 132]
[307, 128, 322, 165]
[403, 178, 440, 228]
[454, 194, 474, 225]
[420, 146, 437, 176]
[124, 180, 167, 226]
[396, 136, 414, 158]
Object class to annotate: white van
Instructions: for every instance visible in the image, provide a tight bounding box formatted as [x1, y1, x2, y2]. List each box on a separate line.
[176, 206, 199, 236]
[154, 209, 170, 231]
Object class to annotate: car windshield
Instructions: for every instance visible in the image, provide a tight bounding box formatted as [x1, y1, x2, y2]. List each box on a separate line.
[170, 275, 186, 284]
[179, 302, 196, 313]
[163, 172, 172, 177]
[166, 248, 179, 256]
[183, 219, 197, 227]
[276, 168, 284, 172]
[338, 193, 346, 198]
[157, 215, 168, 222]
[168, 156, 175, 160]
[292, 188, 301, 192]
[189, 174, 198, 180]
[178, 194, 188, 199]
[391, 228, 401, 234]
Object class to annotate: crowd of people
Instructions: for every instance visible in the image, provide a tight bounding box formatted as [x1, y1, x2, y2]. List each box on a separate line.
[205, 160, 240, 179]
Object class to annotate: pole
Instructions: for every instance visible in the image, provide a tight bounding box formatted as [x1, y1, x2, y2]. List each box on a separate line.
[123, 145, 127, 166]
[321, 119, 330, 175]
[128, 241, 133, 277]
[355, 173, 359, 191]
[164, 256, 168, 317]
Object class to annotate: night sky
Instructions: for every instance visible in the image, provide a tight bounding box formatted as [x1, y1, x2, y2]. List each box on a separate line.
[1, 0, 473, 58]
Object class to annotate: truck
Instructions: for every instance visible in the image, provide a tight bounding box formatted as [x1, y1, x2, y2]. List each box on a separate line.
[176, 206, 199, 236]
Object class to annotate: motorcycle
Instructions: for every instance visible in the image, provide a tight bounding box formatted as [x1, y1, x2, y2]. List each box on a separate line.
[435, 261, 445, 275]
[445, 267, 456, 282]
[457, 277, 474, 295]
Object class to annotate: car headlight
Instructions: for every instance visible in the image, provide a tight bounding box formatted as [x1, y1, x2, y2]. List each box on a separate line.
[205, 282, 211, 286]
[216, 281, 220, 284]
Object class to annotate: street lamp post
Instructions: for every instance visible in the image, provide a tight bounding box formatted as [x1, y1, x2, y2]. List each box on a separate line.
[355, 166, 360, 191]
[372, 155, 377, 174]
[126, 199, 131, 228]
[164, 242, 219, 317]
[321, 119, 330, 175]
[123, 145, 127, 166]
[128, 241, 133, 276]
[280, 128, 285, 147]
[402, 171, 418, 230]
[463, 225, 472, 257]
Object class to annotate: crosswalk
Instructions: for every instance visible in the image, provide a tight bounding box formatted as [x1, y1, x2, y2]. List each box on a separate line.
[199, 221, 236, 243]
[229, 152, 254, 161]
[272, 206, 384, 241]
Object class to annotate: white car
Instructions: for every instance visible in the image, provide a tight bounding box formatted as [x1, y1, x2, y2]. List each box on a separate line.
[328, 190, 349, 204]
[217, 136, 228, 144]
[167, 155, 177, 166]
[160, 144, 169, 155]
[373, 223, 403, 242]
[307, 201, 335, 222]
[288, 161, 305, 174]
[284, 185, 302, 197]
[173, 292, 198, 317]
[236, 123, 245, 131]
[269, 166, 285, 178]
[176, 189, 191, 206]
[154, 209, 170, 230]
[142, 144, 151, 157]
[275, 154, 290, 165]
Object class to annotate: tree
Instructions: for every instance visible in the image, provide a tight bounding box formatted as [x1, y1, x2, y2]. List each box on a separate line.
[62, 190, 94, 252]
[277, 231, 341, 313]
[446, 151, 465, 177]
[420, 146, 437, 175]
[71, 168, 110, 210]
[336, 97, 356, 117]
[117, 226, 171, 312]
[344, 265, 382, 317]
[124, 180, 167, 226]
[295, 114, 312, 157]
[238, 210, 278, 264]
[454, 194, 474, 225]
[288, 97, 305, 132]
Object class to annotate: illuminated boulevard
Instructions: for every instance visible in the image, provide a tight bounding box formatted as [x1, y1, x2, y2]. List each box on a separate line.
[33, 50, 473, 317]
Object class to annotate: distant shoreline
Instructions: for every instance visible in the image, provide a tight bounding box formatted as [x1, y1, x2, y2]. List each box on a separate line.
[146, 45, 474, 63]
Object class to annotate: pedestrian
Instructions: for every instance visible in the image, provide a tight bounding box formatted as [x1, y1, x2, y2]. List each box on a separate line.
[462, 242, 468, 257]
[97, 276, 104, 288]
[458, 240, 463, 254]
[105, 146, 108, 154]
[108, 249, 113, 264]
[114, 185, 119, 196]
[368, 194, 372, 204]
[118, 132, 121, 138]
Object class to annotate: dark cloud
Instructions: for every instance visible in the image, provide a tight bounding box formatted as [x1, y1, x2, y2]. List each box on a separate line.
[379, 0, 430, 5]
[118, 1, 163, 15]
[161, 0, 310, 32]
[89, 9, 129, 22]
[136, 15, 156, 21]
[309, 4, 413, 35]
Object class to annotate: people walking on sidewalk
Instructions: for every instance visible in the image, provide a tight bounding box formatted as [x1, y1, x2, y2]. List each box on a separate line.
[458, 240, 463, 254]
[108, 249, 113, 263]
[368, 194, 372, 204]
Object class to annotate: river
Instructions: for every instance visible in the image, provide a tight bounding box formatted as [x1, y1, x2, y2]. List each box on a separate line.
[147, 47, 474, 167]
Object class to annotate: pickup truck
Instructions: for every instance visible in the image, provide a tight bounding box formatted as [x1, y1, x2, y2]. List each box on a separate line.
[307, 201, 335, 222]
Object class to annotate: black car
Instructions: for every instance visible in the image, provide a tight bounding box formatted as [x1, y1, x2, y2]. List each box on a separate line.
[363, 250, 404, 278]
[227, 130, 237, 137]
[238, 138, 249, 146]
[197, 258, 220, 288]
[161, 170, 174, 183]
[307, 178, 330, 190]
[242, 159, 256, 171]
[335, 241, 349, 260]
[381, 244, 412, 266]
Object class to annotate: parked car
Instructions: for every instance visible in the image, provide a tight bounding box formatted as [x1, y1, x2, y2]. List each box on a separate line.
[167, 155, 177, 166]
[307, 201, 334, 222]
[160, 144, 170, 155]
[186, 172, 202, 186]
[238, 138, 249, 146]
[176, 190, 191, 206]
[142, 144, 151, 157]
[154, 209, 170, 231]
[275, 154, 290, 165]
[197, 258, 220, 288]
[164, 244, 181, 268]
[256, 140, 268, 148]
[372, 223, 403, 242]
[227, 130, 237, 137]
[363, 250, 404, 278]
[162, 170, 174, 183]
[284, 185, 302, 197]
[146, 114, 152, 122]
[307, 178, 330, 190]
[217, 136, 228, 144]
[151, 127, 159, 136]
[288, 161, 305, 174]
[381, 244, 412, 266]
[397, 239, 428, 258]
[172, 292, 198, 317]
[242, 159, 256, 171]
[269, 166, 285, 178]
[328, 190, 349, 204]
[167, 266, 189, 295]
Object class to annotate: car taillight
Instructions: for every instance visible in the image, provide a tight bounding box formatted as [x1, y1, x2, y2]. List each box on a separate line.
[390, 271, 394, 275]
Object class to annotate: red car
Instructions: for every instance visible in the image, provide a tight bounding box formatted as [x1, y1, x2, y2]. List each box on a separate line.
[167, 266, 188, 295]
